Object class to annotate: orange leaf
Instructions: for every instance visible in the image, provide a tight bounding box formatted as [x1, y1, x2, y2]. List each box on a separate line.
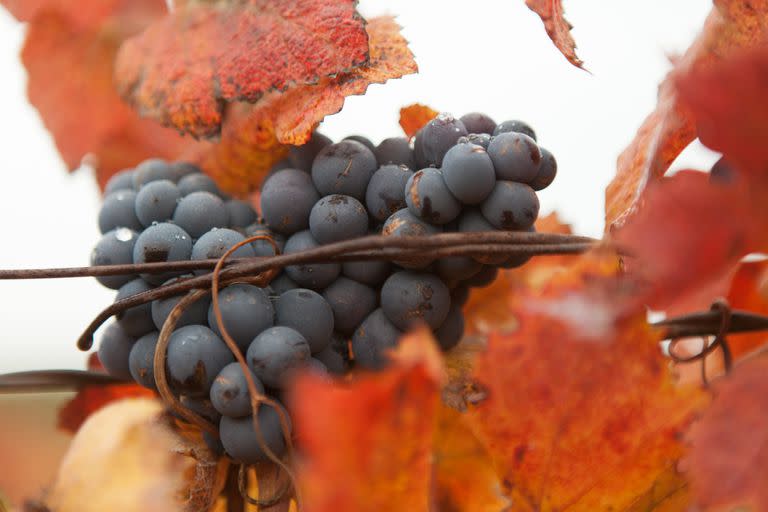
[467, 256, 707, 510]
[525, 0, 584, 69]
[0, 0, 165, 32]
[686, 356, 768, 511]
[115, 0, 370, 138]
[399, 104, 439, 139]
[19, 11, 193, 187]
[606, 1, 768, 230]
[290, 328, 444, 512]
[58, 383, 155, 434]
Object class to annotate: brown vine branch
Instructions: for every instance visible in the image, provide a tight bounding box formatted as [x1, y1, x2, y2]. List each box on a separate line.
[0, 370, 126, 392]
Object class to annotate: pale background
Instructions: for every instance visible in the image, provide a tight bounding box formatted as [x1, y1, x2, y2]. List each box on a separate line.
[0, 1, 718, 372]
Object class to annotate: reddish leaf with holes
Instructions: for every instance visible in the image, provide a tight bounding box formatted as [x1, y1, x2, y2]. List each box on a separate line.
[399, 104, 439, 139]
[606, 0, 768, 230]
[525, 0, 583, 69]
[58, 384, 155, 434]
[115, 0, 370, 138]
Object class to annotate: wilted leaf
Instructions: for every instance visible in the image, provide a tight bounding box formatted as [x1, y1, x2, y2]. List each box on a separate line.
[466, 255, 707, 511]
[606, 0, 768, 230]
[399, 104, 438, 139]
[115, 0, 370, 138]
[46, 398, 225, 512]
[19, 11, 193, 187]
[291, 328, 444, 512]
[58, 382, 154, 433]
[525, 0, 583, 69]
[687, 356, 768, 511]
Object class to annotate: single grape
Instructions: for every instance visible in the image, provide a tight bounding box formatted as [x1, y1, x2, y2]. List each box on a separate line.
[178, 173, 222, 197]
[246, 326, 310, 388]
[460, 112, 496, 135]
[97, 323, 135, 380]
[90, 228, 139, 289]
[382, 208, 441, 237]
[405, 168, 461, 224]
[501, 252, 533, 269]
[283, 230, 340, 290]
[341, 259, 391, 287]
[487, 131, 542, 183]
[351, 309, 402, 370]
[456, 209, 507, 265]
[132, 222, 193, 285]
[463, 265, 498, 288]
[415, 113, 467, 167]
[151, 276, 210, 330]
[132, 159, 174, 188]
[530, 147, 557, 191]
[268, 273, 298, 296]
[322, 277, 377, 336]
[365, 164, 414, 221]
[441, 142, 496, 205]
[480, 181, 540, 230]
[374, 137, 414, 168]
[311, 140, 377, 200]
[179, 395, 221, 424]
[274, 288, 334, 353]
[104, 169, 135, 195]
[115, 278, 155, 338]
[191, 228, 255, 273]
[435, 303, 464, 351]
[260, 169, 320, 235]
[451, 285, 470, 307]
[343, 135, 376, 152]
[129, 331, 159, 390]
[210, 362, 265, 418]
[457, 133, 492, 150]
[381, 271, 451, 330]
[219, 404, 289, 464]
[98, 190, 142, 233]
[225, 200, 258, 228]
[493, 120, 537, 141]
[436, 255, 482, 281]
[244, 223, 286, 257]
[309, 195, 369, 244]
[208, 284, 274, 351]
[288, 132, 332, 171]
[134, 179, 181, 227]
[173, 191, 229, 239]
[413, 127, 428, 169]
[314, 332, 351, 375]
[169, 162, 202, 181]
[167, 325, 234, 396]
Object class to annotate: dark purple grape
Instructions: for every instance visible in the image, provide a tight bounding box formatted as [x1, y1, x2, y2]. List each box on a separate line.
[344, 135, 376, 152]
[456, 209, 507, 265]
[435, 303, 464, 351]
[132, 222, 193, 285]
[91, 228, 139, 289]
[365, 164, 414, 222]
[457, 133, 492, 150]
[134, 179, 181, 227]
[246, 326, 311, 388]
[487, 132, 542, 183]
[405, 168, 461, 225]
[464, 265, 498, 288]
[436, 256, 482, 281]
[169, 162, 202, 181]
[322, 277, 377, 336]
[450, 285, 470, 307]
[501, 253, 533, 269]
[180, 395, 221, 424]
[309, 195, 369, 244]
[167, 325, 234, 396]
[382, 209, 441, 268]
[225, 200, 258, 228]
[283, 230, 340, 290]
[480, 181, 539, 230]
[219, 404, 289, 464]
[98, 190, 142, 233]
[342, 259, 391, 287]
[314, 332, 351, 375]
[311, 140, 377, 200]
[115, 278, 155, 338]
[351, 309, 402, 370]
[192, 228, 255, 272]
[151, 275, 210, 330]
[460, 112, 496, 135]
[381, 271, 451, 330]
[97, 323, 135, 380]
[210, 362, 265, 418]
[441, 142, 496, 205]
[208, 284, 274, 351]
[530, 147, 557, 191]
[493, 120, 537, 141]
[288, 132, 332, 171]
[104, 169, 135, 195]
[260, 169, 320, 235]
[268, 273, 298, 296]
[244, 223, 286, 257]
[414, 113, 467, 167]
[129, 331, 159, 390]
[173, 191, 229, 239]
[177, 173, 222, 197]
[132, 159, 174, 188]
[374, 137, 415, 168]
[275, 289, 334, 353]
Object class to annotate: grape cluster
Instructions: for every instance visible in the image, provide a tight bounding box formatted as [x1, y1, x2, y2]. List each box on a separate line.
[89, 111, 557, 465]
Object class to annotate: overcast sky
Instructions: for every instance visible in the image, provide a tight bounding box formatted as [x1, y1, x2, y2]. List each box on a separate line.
[0, 1, 717, 372]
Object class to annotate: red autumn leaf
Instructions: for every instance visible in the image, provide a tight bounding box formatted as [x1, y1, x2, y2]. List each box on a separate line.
[686, 356, 768, 511]
[726, 260, 768, 357]
[115, 0, 370, 139]
[525, 0, 584, 69]
[605, 0, 768, 230]
[291, 328, 444, 512]
[16, 9, 194, 188]
[466, 254, 707, 510]
[399, 104, 439, 139]
[58, 384, 155, 434]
